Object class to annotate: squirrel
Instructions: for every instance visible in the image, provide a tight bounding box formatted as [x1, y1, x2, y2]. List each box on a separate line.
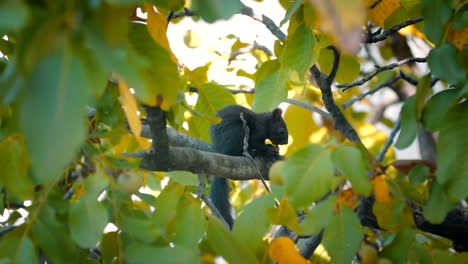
[209, 105, 289, 228]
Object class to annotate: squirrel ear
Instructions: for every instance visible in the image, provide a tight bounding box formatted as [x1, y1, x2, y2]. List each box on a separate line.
[272, 108, 282, 118]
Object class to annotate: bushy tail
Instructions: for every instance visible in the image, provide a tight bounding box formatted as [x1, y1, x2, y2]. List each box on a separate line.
[210, 177, 233, 228]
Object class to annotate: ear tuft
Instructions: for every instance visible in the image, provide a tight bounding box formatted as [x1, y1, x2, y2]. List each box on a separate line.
[272, 108, 282, 118]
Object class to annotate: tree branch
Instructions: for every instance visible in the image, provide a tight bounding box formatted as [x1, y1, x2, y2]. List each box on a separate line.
[336, 57, 426, 90]
[365, 17, 424, 43]
[239, 2, 287, 41]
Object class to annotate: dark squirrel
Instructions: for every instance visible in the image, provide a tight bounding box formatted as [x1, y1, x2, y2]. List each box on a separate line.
[209, 105, 289, 228]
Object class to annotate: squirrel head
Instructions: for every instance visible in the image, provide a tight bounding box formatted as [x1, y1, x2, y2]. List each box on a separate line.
[269, 108, 288, 145]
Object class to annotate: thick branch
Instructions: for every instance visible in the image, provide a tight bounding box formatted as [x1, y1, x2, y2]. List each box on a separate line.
[140, 146, 277, 181]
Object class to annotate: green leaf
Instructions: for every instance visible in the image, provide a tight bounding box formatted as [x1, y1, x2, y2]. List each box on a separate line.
[281, 144, 336, 208]
[422, 89, 459, 131]
[191, 0, 241, 23]
[373, 200, 414, 231]
[422, 0, 452, 43]
[101, 232, 120, 264]
[32, 206, 78, 264]
[69, 197, 108, 248]
[452, 8, 468, 29]
[381, 227, 416, 263]
[414, 74, 432, 120]
[233, 194, 275, 251]
[395, 95, 417, 149]
[124, 242, 200, 264]
[128, 22, 180, 110]
[206, 216, 258, 264]
[0, 235, 37, 264]
[120, 214, 162, 243]
[152, 182, 184, 226]
[280, 0, 303, 27]
[148, 0, 185, 11]
[299, 195, 336, 235]
[19, 49, 88, 185]
[423, 182, 456, 224]
[252, 69, 287, 112]
[173, 194, 205, 248]
[167, 171, 199, 186]
[0, 135, 35, 200]
[436, 101, 468, 200]
[318, 49, 360, 84]
[408, 165, 430, 185]
[0, 0, 27, 32]
[331, 145, 371, 196]
[322, 206, 363, 264]
[281, 24, 318, 88]
[427, 43, 466, 86]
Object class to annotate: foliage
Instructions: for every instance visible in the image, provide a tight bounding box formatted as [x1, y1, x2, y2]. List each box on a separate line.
[0, 0, 467, 263]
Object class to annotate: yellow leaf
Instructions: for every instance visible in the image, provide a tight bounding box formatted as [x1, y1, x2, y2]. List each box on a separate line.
[145, 4, 178, 63]
[336, 189, 359, 211]
[373, 175, 391, 202]
[311, 0, 366, 54]
[118, 80, 149, 149]
[447, 26, 468, 50]
[363, 0, 401, 28]
[284, 104, 317, 155]
[269, 237, 311, 264]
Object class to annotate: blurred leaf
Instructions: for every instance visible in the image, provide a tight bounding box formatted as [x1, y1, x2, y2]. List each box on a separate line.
[0, 135, 34, 200]
[0, 235, 37, 264]
[146, 4, 176, 60]
[101, 232, 120, 264]
[281, 144, 336, 208]
[427, 43, 466, 86]
[422, 89, 459, 131]
[452, 8, 468, 29]
[0, 0, 27, 32]
[373, 199, 414, 231]
[395, 95, 417, 149]
[284, 104, 317, 154]
[422, 0, 452, 44]
[233, 194, 275, 251]
[32, 206, 78, 264]
[69, 197, 108, 248]
[128, 22, 180, 110]
[191, 0, 241, 23]
[173, 194, 205, 248]
[124, 242, 199, 263]
[381, 227, 415, 263]
[19, 49, 88, 184]
[322, 206, 363, 264]
[373, 175, 391, 202]
[364, 0, 400, 28]
[384, 6, 409, 29]
[147, 0, 185, 11]
[269, 237, 310, 264]
[408, 165, 430, 185]
[120, 214, 162, 243]
[206, 216, 258, 264]
[310, 0, 365, 54]
[299, 195, 336, 235]
[331, 145, 371, 196]
[436, 101, 468, 200]
[280, 0, 303, 27]
[183, 29, 201, 48]
[414, 74, 432, 120]
[266, 198, 300, 232]
[118, 80, 148, 148]
[318, 49, 360, 83]
[152, 182, 184, 226]
[167, 171, 199, 186]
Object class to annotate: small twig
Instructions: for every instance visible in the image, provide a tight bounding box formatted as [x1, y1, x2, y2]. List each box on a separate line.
[365, 16, 424, 43]
[229, 41, 273, 62]
[197, 173, 230, 229]
[285, 99, 332, 120]
[342, 75, 401, 109]
[399, 70, 419, 86]
[368, 0, 383, 9]
[240, 113, 271, 193]
[240, 2, 286, 41]
[376, 115, 401, 162]
[336, 57, 426, 90]
[170, 8, 197, 21]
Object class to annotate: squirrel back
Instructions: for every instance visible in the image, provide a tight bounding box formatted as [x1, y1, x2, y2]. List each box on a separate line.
[209, 105, 288, 228]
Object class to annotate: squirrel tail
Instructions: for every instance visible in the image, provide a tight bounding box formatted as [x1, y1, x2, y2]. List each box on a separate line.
[210, 177, 234, 228]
